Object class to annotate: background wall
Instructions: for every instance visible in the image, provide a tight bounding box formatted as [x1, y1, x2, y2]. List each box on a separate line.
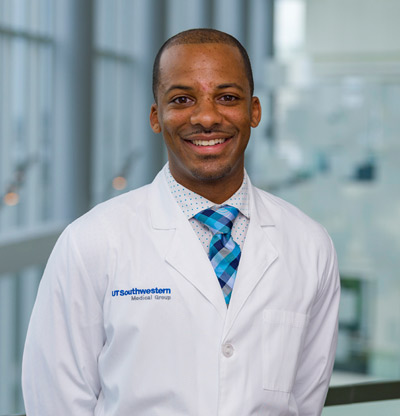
[0, 0, 399, 414]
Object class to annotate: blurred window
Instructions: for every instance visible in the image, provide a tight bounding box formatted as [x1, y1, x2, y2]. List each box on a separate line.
[255, 1, 400, 396]
[0, 0, 55, 233]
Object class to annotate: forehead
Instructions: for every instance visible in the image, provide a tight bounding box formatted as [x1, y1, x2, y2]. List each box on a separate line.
[158, 43, 248, 92]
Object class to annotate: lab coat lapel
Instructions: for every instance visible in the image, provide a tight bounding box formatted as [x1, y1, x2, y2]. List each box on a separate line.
[149, 169, 227, 319]
[223, 180, 279, 335]
[165, 224, 227, 318]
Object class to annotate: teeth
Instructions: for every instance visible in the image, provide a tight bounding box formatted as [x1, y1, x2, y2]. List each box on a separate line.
[191, 138, 226, 146]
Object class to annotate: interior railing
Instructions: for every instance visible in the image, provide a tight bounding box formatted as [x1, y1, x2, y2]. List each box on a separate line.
[324, 380, 400, 406]
[3, 380, 400, 416]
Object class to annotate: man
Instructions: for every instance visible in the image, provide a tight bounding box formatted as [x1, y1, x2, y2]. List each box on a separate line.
[23, 29, 340, 415]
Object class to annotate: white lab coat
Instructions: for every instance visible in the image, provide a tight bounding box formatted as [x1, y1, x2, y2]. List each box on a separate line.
[22, 167, 340, 416]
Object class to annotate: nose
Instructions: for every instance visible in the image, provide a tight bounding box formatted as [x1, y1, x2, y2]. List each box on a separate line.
[190, 98, 223, 129]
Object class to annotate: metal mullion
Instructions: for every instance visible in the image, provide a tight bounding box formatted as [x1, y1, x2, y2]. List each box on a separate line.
[13, 38, 27, 229]
[95, 48, 134, 64]
[92, 58, 105, 204]
[0, 38, 5, 191]
[0, 25, 53, 44]
[106, 58, 119, 197]
[120, 61, 134, 158]
[52, 0, 94, 221]
[99, 57, 114, 202]
[190, 0, 212, 27]
[40, 43, 54, 221]
[103, 0, 128, 196]
[101, 57, 112, 200]
[113, 60, 123, 187]
[120, 4, 135, 173]
[94, 0, 106, 49]
[117, 60, 134, 184]
[0, 37, 14, 231]
[92, 0, 103, 202]
[25, 40, 41, 226]
[103, 59, 115, 198]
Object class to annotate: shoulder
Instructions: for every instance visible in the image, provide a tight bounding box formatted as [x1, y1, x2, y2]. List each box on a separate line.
[251, 184, 333, 249]
[54, 183, 153, 260]
[71, 183, 151, 232]
[250, 184, 339, 293]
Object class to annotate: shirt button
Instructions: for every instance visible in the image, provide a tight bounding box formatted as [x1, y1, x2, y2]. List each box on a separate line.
[222, 343, 234, 358]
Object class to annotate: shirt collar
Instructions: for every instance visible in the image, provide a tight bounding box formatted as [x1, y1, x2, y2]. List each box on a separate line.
[164, 163, 250, 220]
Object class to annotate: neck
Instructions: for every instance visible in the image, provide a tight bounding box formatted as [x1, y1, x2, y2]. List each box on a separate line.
[192, 178, 243, 204]
[170, 168, 244, 204]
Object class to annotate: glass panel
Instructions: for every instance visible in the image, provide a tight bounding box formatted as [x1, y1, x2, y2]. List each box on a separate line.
[0, 4, 55, 412]
[117, 0, 134, 54]
[11, 0, 28, 31]
[39, 0, 54, 35]
[0, 0, 10, 26]
[38, 44, 54, 221]
[0, 267, 43, 415]
[267, 81, 400, 382]
[0, 0, 53, 34]
[0, 37, 54, 234]
[95, 0, 117, 50]
[93, 0, 137, 205]
[263, 0, 400, 385]
[92, 56, 117, 203]
[167, 0, 210, 36]
[92, 56, 135, 204]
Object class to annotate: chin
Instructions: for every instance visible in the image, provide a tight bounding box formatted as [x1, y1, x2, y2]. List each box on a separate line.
[190, 164, 235, 183]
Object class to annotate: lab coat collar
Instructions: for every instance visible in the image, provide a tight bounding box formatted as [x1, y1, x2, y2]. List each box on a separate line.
[148, 167, 279, 322]
[149, 168, 184, 230]
[149, 166, 276, 229]
[149, 169, 228, 317]
[222, 180, 279, 337]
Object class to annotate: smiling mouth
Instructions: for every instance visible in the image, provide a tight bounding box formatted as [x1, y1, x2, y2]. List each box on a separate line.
[190, 138, 228, 146]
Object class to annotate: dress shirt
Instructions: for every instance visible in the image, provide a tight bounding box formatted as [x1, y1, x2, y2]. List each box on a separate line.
[164, 164, 249, 253]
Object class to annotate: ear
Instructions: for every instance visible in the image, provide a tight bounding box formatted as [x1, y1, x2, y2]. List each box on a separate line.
[250, 97, 262, 128]
[150, 103, 161, 133]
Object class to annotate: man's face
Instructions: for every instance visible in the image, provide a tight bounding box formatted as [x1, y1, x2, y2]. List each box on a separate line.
[150, 43, 261, 192]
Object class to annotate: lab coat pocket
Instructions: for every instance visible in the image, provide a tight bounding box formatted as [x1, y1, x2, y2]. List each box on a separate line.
[262, 309, 309, 393]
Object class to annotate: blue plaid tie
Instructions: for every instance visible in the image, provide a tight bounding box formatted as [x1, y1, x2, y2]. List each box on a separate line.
[194, 205, 241, 305]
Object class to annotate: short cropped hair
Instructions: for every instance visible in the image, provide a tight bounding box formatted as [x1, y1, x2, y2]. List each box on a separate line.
[152, 28, 254, 102]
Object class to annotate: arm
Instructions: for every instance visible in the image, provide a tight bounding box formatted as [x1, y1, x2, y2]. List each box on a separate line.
[22, 224, 106, 415]
[293, 236, 341, 415]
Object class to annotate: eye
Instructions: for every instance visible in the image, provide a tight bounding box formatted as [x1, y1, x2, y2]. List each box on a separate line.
[171, 96, 193, 105]
[219, 94, 238, 103]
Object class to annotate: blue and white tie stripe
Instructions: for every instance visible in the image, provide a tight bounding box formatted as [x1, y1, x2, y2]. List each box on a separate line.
[194, 205, 241, 305]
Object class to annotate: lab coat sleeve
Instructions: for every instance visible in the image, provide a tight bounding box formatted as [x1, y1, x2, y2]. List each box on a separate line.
[22, 221, 107, 416]
[292, 234, 340, 415]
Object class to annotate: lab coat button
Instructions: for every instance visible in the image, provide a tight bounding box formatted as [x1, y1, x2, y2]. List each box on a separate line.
[222, 343, 234, 358]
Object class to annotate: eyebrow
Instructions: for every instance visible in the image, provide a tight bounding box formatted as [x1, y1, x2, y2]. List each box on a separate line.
[165, 85, 193, 94]
[217, 83, 244, 92]
[165, 83, 245, 95]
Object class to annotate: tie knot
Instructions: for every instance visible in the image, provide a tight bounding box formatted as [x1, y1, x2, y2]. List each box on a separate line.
[194, 205, 239, 235]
